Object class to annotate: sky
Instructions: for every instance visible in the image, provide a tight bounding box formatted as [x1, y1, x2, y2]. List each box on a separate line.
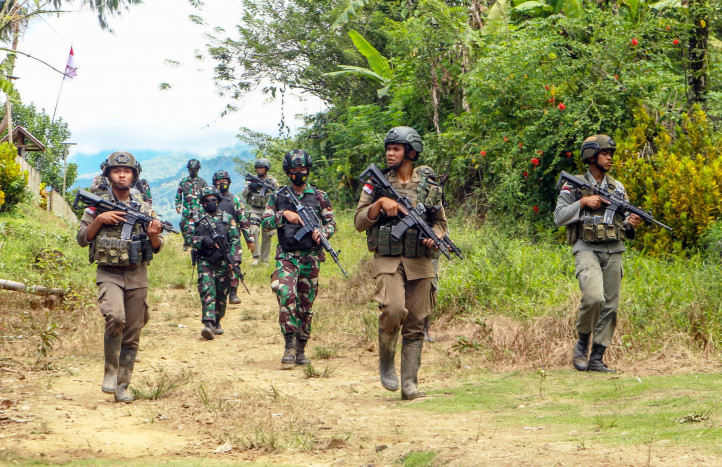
[12, 0, 322, 162]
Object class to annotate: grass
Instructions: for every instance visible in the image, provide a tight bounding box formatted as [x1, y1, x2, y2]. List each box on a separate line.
[396, 450, 438, 467]
[130, 366, 190, 401]
[414, 370, 722, 451]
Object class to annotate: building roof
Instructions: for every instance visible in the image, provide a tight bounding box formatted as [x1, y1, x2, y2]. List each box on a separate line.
[1, 125, 46, 152]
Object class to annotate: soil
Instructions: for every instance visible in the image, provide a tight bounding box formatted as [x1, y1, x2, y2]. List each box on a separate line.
[1, 285, 719, 466]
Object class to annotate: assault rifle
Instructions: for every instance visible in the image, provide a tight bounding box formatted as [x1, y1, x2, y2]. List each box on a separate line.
[277, 186, 348, 278]
[358, 163, 463, 260]
[555, 171, 673, 232]
[245, 174, 277, 198]
[73, 189, 179, 240]
[198, 216, 250, 294]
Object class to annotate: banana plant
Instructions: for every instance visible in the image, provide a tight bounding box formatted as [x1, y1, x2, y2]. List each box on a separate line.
[324, 29, 392, 98]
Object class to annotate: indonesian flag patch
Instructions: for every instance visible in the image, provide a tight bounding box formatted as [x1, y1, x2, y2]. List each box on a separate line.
[363, 183, 374, 195]
[85, 206, 97, 215]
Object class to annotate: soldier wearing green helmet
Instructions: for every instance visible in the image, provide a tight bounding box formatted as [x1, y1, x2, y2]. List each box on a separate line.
[175, 159, 208, 249]
[77, 151, 165, 403]
[554, 134, 642, 373]
[355, 126, 447, 400]
[212, 170, 254, 304]
[242, 158, 278, 266]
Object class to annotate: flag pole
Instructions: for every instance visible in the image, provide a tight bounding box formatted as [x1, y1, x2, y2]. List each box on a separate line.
[51, 77, 65, 124]
[52, 45, 75, 124]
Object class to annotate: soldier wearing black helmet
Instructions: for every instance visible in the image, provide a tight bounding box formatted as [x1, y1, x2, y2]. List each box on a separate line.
[354, 126, 447, 400]
[175, 159, 208, 249]
[77, 151, 165, 403]
[555, 135, 641, 373]
[261, 150, 336, 368]
[242, 158, 278, 266]
[212, 170, 255, 304]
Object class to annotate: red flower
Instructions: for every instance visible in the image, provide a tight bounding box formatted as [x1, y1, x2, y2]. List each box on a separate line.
[523, 171, 529, 178]
[666, 25, 671, 31]
[536, 150, 543, 155]
[614, 74, 619, 80]
[566, 151, 572, 158]
[558, 103, 566, 110]
[503, 136, 509, 143]
[531, 158, 540, 166]
[631, 38, 638, 46]
[673, 39, 679, 45]
[518, 142, 523, 148]
[548, 98, 554, 103]
[480, 150, 487, 156]
[544, 85, 550, 90]
[533, 206, 540, 213]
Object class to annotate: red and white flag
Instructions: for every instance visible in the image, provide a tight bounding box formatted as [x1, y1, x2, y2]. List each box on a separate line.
[64, 46, 77, 79]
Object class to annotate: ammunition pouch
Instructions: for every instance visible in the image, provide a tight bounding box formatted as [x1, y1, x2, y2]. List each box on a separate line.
[249, 192, 267, 209]
[566, 174, 625, 245]
[367, 221, 428, 258]
[91, 234, 135, 267]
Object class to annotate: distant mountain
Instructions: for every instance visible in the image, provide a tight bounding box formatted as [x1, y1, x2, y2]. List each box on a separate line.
[72, 144, 255, 227]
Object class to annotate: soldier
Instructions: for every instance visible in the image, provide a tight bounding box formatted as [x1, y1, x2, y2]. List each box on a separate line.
[554, 135, 641, 373]
[76, 151, 164, 403]
[175, 159, 207, 249]
[354, 127, 447, 400]
[261, 150, 336, 368]
[133, 163, 153, 206]
[242, 158, 278, 266]
[89, 161, 110, 194]
[186, 186, 242, 340]
[212, 170, 255, 304]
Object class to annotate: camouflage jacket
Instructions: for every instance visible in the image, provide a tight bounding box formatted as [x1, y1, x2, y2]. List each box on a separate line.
[175, 176, 207, 211]
[185, 210, 241, 263]
[134, 179, 153, 205]
[219, 191, 253, 244]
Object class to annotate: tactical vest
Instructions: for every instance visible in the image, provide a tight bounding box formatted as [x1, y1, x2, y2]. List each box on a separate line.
[194, 212, 232, 263]
[247, 177, 275, 209]
[89, 194, 152, 267]
[275, 187, 322, 251]
[218, 194, 236, 220]
[567, 173, 625, 245]
[366, 166, 443, 258]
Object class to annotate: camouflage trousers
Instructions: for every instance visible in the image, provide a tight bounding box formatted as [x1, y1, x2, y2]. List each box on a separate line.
[270, 255, 320, 340]
[197, 259, 230, 323]
[180, 209, 197, 246]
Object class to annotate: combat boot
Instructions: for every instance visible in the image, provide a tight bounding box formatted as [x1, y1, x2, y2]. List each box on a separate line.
[587, 343, 617, 373]
[572, 332, 591, 372]
[295, 337, 310, 365]
[228, 286, 241, 304]
[201, 320, 215, 340]
[214, 317, 224, 335]
[251, 258, 259, 266]
[400, 339, 425, 400]
[101, 335, 121, 393]
[378, 328, 399, 391]
[281, 333, 296, 368]
[115, 348, 137, 403]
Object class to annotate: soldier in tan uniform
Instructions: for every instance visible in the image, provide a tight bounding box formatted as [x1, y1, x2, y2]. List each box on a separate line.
[554, 135, 641, 373]
[242, 158, 278, 266]
[355, 127, 447, 400]
[77, 151, 164, 403]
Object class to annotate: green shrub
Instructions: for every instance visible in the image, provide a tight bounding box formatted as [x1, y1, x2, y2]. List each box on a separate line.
[0, 142, 28, 212]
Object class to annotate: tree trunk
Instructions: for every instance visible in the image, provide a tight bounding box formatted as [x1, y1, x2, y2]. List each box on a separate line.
[688, 0, 709, 103]
[0, 279, 66, 296]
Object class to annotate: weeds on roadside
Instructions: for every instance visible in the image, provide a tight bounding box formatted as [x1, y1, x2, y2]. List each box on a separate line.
[131, 366, 190, 400]
[313, 345, 339, 359]
[302, 363, 334, 379]
[397, 450, 437, 466]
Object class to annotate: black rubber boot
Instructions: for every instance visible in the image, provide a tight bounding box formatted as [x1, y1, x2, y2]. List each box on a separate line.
[587, 343, 617, 373]
[400, 339, 426, 400]
[295, 337, 310, 365]
[378, 328, 399, 391]
[115, 348, 137, 403]
[201, 320, 215, 340]
[572, 332, 590, 372]
[228, 286, 241, 305]
[281, 333, 296, 368]
[101, 335, 121, 393]
[214, 317, 224, 335]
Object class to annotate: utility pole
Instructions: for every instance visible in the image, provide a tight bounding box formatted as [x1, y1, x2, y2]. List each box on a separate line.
[61, 142, 77, 196]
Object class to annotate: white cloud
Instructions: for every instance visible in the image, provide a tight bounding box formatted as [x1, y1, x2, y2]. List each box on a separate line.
[12, 0, 321, 159]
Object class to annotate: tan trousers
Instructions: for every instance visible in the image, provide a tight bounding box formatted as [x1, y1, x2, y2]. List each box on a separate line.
[374, 263, 432, 341]
[249, 212, 275, 263]
[574, 250, 623, 347]
[98, 282, 149, 350]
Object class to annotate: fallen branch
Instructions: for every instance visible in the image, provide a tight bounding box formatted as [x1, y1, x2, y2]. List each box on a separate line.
[0, 279, 66, 296]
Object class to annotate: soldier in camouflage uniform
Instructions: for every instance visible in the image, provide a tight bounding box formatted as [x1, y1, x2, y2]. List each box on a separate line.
[186, 186, 242, 340]
[77, 151, 164, 403]
[242, 158, 278, 266]
[554, 135, 641, 373]
[175, 159, 207, 249]
[355, 127, 447, 400]
[261, 150, 336, 368]
[132, 163, 153, 206]
[212, 170, 255, 304]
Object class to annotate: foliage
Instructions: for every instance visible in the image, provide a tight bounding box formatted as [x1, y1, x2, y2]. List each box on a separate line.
[12, 102, 76, 191]
[0, 141, 27, 211]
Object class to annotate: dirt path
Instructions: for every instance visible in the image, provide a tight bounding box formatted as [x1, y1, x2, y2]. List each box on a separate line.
[1, 284, 719, 466]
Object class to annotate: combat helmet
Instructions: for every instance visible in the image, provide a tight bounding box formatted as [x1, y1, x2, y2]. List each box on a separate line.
[199, 186, 221, 201]
[282, 149, 312, 172]
[187, 159, 202, 170]
[384, 126, 423, 161]
[580, 135, 616, 163]
[212, 170, 231, 184]
[254, 158, 271, 170]
[103, 151, 139, 179]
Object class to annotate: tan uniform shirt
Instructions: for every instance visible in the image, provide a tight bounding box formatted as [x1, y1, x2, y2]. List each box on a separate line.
[354, 167, 448, 280]
[77, 192, 165, 289]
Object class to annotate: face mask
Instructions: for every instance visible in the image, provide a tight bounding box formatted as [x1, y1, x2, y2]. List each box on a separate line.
[190, 170, 199, 177]
[289, 172, 307, 186]
[217, 183, 229, 193]
[203, 200, 218, 213]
